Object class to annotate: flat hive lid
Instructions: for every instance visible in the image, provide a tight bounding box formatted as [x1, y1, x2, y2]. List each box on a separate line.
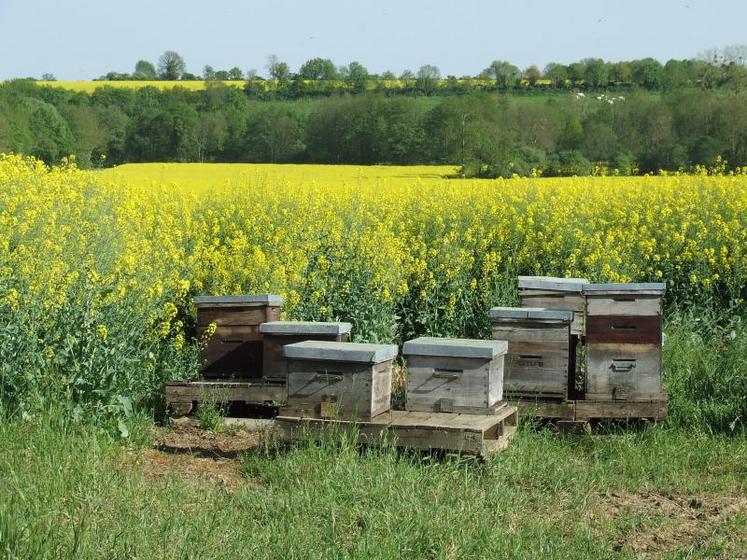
[583, 282, 666, 295]
[489, 307, 573, 323]
[403, 337, 507, 359]
[194, 294, 284, 307]
[518, 276, 589, 293]
[283, 340, 398, 364]
[260, 321, 352, 336]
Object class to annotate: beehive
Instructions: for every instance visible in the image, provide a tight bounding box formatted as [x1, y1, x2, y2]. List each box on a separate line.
[518, 276, 589, 337]
[194, 294, 283, 378]
[584, 283, 666, 401]
[489, 307, 574, 399]
[259, 321, 352, 382]
[404, 337, 507, 414]
[283, 341, 397, 419]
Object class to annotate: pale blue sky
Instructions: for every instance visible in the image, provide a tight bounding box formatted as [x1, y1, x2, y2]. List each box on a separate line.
[0, 0, 745, 80]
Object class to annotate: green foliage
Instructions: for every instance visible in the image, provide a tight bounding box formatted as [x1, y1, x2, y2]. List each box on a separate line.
[157, 51, 186, 80]
[195, 399, 227, 432]
[4, 78, 747, 172]
[663, 310, 747, 432]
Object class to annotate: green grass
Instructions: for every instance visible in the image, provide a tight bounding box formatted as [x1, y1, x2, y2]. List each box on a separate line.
[1, 415, 745, 560]
[1, 308, 745, 559]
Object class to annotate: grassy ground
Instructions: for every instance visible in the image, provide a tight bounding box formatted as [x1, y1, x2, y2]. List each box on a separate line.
[1, 415, 745, 560]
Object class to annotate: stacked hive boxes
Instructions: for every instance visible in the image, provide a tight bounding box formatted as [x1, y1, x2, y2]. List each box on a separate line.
[506, 277, 667, 403]
[584, 283, 666, 401]
[517, 276, 589, 338]
[403, 337, 507, 414]
[194, 295, 283, 378]
[283, 341, 398, 419]
[489, 308, 574, 400]
[260, 321, 352, 382]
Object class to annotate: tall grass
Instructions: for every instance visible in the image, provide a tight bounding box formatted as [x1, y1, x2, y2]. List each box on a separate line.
[1, 413, 745, 559]
[663, 309, 747, 432]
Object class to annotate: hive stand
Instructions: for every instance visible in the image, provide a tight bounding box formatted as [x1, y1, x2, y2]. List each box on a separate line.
[165, 379, 286, 416]
[275, 402, 518, 458]
[515, 396, 667, 433]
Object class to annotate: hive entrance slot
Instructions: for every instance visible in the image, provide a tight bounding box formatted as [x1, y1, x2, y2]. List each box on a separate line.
[433, 369, 462, 380]
[313, 372, 344, 383]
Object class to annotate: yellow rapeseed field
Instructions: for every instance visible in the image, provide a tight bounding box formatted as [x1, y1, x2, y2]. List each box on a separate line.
[1, 154, 746, 420]
[32, 78, 550, 94]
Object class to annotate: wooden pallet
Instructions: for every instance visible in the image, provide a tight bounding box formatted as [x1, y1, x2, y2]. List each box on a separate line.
[275, 404, 518, 458]
[514, 395, 667, 430]
[165, 379, 286, 416]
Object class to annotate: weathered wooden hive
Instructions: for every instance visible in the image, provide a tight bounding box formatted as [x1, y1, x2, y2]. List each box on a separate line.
[194, 294, 283, 378]
[259, 321, 352, 382]
[283, 341, 398, 419]
[518, 276, 589, 338]
[583, 283, 666, 401]
[489, 307, 574, 400]
[403, 337, 507, 414]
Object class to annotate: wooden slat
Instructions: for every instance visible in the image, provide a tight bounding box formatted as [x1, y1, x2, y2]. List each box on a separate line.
[574, 398, 667, 420]
[586, 315, 662, 344]
[586, 296, 661, 317]
[165, 380, 286, 405]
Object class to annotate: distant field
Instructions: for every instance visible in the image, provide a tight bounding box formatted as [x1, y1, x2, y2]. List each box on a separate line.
[32, 78, 554, 93]
[98, 162, 460, 189]
[35, 80, 246, 92]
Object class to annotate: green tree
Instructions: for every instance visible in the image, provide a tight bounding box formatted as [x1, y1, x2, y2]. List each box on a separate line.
[609, 61, 632, 84]
[133, 60, 157, 80]
[266, 55, 291, 80]
[415, 65, 440, 95]
[227, 67, 244, 81]
[157, 51, 186, 80]
[544, 63, 569, 87]
[523, 65, 542, 86]
[193, 111, 228, 162]
[630, 58, 663, 89]
[583, 58, 609, 88]
[340, 61, 369, 93]
[481, 60, 521, 89]
[202, 65, 217, 81]
[298, 58, 338, 80]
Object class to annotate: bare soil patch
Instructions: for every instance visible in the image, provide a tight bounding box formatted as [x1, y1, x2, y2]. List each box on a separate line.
[118, 419, 271, 490]
[588, 490, 747, 557]
[155, 417, 264, 457]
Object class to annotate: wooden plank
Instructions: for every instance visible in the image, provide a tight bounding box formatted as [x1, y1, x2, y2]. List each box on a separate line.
[197, 305, 281, 327]
[165, 380, 286, 405]
[518, 292, 586, 336]
[274, 407, 518, 457]
[514, 399, 575, 420]
[586, 296, 661, 317]
[586, 315, 662, 344]
[574, 398, 667, 420]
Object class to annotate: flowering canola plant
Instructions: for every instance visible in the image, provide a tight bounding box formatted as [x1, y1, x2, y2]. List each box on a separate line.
[1, 155, 746, 425]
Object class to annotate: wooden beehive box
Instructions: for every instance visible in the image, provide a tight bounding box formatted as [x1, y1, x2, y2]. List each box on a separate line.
[518, 276, 589, 337]
[283, 341, 398, 420]
[404, 337, 507, 414]
[584, 283, 666, 401]
[489, 307, 574, 400]
[194, 294, 283, 378]
[259, 321, 352, 382]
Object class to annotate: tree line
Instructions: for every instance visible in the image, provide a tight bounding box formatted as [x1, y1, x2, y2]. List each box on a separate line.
[1, 79, 747, 177]
[29, 46, 747, 98]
